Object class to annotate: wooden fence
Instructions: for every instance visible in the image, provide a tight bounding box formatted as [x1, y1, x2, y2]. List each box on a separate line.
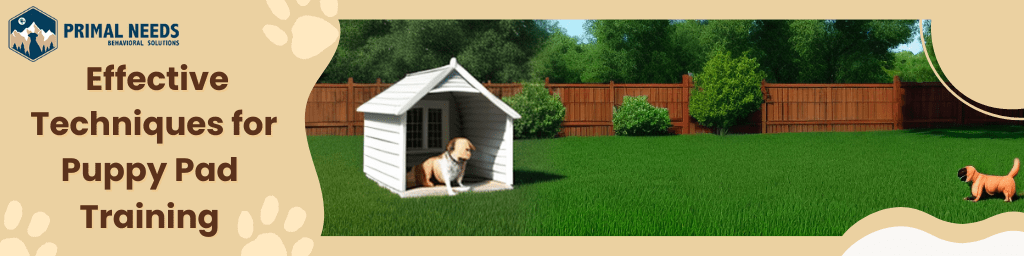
[762, 77, 1024, 133]
[483, 76, 716, 136]
[305, 78, 388, 136]
[306, 76, 1023, 136]
[901, 81, 1024, 129]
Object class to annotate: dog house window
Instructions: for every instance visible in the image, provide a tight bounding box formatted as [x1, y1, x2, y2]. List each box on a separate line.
[406, 100, 449, 151]
[406, 109, 423, 148]
[428, 109, 443, 148]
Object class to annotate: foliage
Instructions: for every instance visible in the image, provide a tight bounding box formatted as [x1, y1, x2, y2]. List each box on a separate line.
[689, 51, 766, 135]
[529, 29, 586, 83]
[884, 51, 940, 82]
[787, 20, 917, 83]
[321, 19, 921, 85]
[501, 83, 566, 139]
[747, 20, 799, 83]
[672, 20, 916, 83]
[580, 20, 682, 83]
[577, 42, 632, 83]
[320, 20, 553, 83]
[881, 20, 945, 82]
[612, 95, 672, 136]
[670, 20, 754, 77]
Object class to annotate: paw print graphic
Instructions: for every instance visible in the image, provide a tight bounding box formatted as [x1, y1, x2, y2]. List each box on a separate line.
[239, 196, 313, 256]
[262, 0, 340, 59]
[0, 201, 56, 256]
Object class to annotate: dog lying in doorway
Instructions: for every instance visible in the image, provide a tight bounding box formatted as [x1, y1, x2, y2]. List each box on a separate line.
[406, 137, 475, 196]
[958, 158, 1020, 202]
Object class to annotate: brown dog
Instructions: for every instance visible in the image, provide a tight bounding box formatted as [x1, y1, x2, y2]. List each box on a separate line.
[958, 158, 1020, 202]
[406, 137, 475, 196]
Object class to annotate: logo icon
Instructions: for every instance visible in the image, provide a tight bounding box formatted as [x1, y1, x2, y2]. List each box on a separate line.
[9, 7, 57, 62]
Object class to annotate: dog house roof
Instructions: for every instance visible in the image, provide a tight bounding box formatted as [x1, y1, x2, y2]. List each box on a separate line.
[356, 58, 521, 119]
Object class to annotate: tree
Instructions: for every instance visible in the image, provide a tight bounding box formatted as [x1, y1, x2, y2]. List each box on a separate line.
[788, 20, 916, 83]
[671, 20, 916, 83]
[748, 20, 799, 83]
[529, 28, 586, 83]
[689, 51, 766, 135]
[582, 20, 681, 83]
[670, 20, 754, 77]
[320, 20, 552, 83]
[321, 19, 921, 85]
[577, 42, 631, 83]
[884, 51, 939, 82]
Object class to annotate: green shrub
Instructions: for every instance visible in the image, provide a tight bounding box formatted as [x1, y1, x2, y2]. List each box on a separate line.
[502, 83, 566, 139]
[612, 95, 672, 136]
[689, 50, 766, 135]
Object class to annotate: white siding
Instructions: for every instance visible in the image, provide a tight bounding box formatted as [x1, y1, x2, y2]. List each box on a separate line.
[363, 113, 406, 192]
[430, 72, 477, 93]
[503, 116, 514, 185]
[453, 92, 513, 184]
[453, 65, 521, 119]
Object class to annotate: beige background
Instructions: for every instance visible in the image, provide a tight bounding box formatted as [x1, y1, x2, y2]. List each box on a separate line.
[1, 0, 1022, 255]
[0, 1, 328, 255]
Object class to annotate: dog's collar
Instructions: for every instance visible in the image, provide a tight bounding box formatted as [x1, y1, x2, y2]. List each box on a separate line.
[444, 151, 464, 163]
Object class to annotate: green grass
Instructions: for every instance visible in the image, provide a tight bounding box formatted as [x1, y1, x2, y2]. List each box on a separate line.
[310, 126, 1024, 236]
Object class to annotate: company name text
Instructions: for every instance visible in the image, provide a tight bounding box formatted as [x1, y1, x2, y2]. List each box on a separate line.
[64, 23, 179, 39]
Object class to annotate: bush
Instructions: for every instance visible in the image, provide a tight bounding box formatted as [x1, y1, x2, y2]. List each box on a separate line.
[689, 51, 766, 135]
[502, 83, 566, 139]
[612, 95, 672, 136]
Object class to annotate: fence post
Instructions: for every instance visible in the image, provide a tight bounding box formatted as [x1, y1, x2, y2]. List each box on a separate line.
[609, 80, 616, 111]
[347, 77, 355, 136]
[826, 83, 832, 132]
[609, 81, 616, 136]
[761, 80, 768, 134]
[609, 80, 616, 104]
[682, 74, 691, 134]
[544, 77, 551, 95]
[893, 76, 903, 130]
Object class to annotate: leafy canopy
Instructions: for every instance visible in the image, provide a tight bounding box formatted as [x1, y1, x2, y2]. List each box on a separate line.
[322, 20, 553, 83]
[323, 19, 922, 86]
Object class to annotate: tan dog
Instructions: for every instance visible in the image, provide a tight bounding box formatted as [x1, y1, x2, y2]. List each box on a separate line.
[958, 158, 1020, 202]
[406, 137, 475, 196]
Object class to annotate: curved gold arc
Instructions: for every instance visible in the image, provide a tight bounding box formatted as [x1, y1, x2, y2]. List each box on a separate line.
[922, 19, 1024, 121]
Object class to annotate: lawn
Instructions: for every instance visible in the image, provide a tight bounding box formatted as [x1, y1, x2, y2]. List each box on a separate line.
[310, 126, 1024, 236]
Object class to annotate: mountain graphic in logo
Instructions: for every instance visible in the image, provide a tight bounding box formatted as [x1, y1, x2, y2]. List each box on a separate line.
[9, 7, 56, 62]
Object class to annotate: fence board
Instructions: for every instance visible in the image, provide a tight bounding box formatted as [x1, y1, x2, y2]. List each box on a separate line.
[307, 76, 1023, 136]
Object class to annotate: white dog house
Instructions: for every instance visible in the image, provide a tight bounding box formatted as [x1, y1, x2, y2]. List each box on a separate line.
[356, 58, 521, 196]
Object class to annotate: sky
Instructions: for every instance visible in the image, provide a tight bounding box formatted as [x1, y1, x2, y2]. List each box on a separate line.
[555, 20, 923, 54]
